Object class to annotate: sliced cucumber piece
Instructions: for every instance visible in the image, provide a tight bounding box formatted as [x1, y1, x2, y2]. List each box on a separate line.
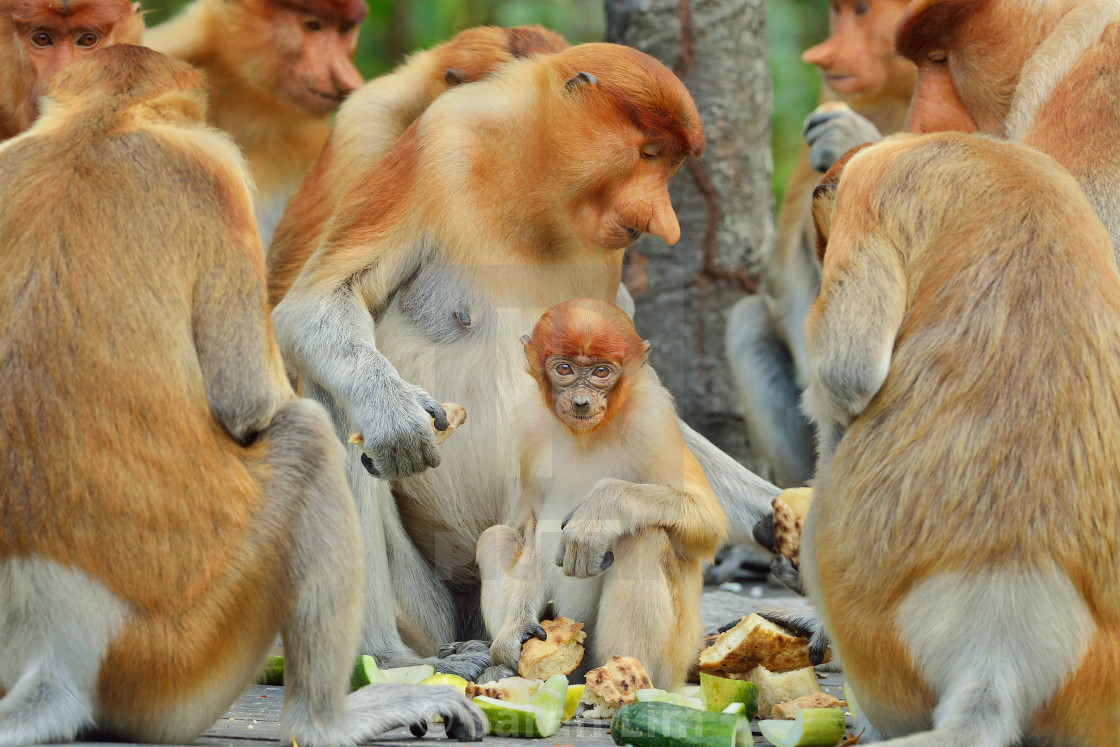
[759, 707, 846, 747]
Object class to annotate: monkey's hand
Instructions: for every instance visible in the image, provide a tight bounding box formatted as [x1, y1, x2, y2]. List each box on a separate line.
[804, 103, 882, 173]
[756, 608, 832, 668]
[555, 481, 629, 579]
[353, 378, 449, 480]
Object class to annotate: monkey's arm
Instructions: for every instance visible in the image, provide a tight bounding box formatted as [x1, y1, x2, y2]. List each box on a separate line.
[142, 1, 213, 62]
[802, 230, 905, 463]
[803, 105, 884, 173]
[272, 232, 448, 479]
[679, 421, 780, 547]
[194, 238, 292, 445]
[556, 429, 729, 579]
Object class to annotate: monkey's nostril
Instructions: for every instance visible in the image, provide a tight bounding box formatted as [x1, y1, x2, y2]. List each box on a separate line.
[572, 397, 590, 412]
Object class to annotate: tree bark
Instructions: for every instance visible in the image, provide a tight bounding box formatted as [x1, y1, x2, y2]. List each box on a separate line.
[606, 0, 773, 467]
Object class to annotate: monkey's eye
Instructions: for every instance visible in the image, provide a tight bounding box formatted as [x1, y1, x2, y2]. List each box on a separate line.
[29, 31, 53, 47]
[640, 144, 661, 161]
[593, 366, 611, 378]
[302, 17, 323, 32]
[853, 1, 870, 16]
[555, 363, 574, 376]
[927, 50, 948, 65]
[75, 32, 100, 47]
[339, 21, 356, 33]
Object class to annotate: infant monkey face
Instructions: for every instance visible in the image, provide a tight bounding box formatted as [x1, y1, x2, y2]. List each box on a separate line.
[548, 359, 619, 431]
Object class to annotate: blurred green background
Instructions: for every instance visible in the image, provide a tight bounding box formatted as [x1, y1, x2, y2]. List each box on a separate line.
[142, 0, 828, 206]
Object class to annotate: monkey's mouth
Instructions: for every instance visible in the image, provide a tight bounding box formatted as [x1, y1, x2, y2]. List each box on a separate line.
[562, 412, 605, 432]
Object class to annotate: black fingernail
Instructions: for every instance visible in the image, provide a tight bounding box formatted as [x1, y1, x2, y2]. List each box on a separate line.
[428, 403, 449, 431]
[561, 510, 575, 530]
[600, 551, 614, 571]
[444, 715, 460, 738]
[360, 453, 381, 477]
[752, 515, 776, 553]
[533, 625, 547, 641]
[410, 721, 428, 738]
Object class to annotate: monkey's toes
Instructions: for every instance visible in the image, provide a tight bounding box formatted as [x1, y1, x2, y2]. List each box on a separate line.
[442, 700, 487, 742]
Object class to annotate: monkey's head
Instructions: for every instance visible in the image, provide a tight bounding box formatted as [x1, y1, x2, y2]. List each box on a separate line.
[548, 44, 704, 251]
[897, 0, 1040, 135]
[522, 298, 651, 434]
[811, 140, 877, 261]
[6, 0, 143, 126]
[224, 0, 367, 116]
[801, 0, 916, 104]
[427, 25, 568, 101]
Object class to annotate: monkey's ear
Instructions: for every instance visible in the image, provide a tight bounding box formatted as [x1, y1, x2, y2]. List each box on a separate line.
[445, 69, 464, 86]
[641, 339, 652, 365]
[565, 71, 600, 93]
[521, 334, 532, 346]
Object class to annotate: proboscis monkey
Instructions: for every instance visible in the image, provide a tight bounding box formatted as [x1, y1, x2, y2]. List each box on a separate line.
[267, 24, 569, 308]
[0, 0, 143, 141]
[477, 298, 728, 690]
[803, 131, 1120, 745]
[144, 0, 368, 245]
[897, 0, 1120, 260]
[724, 0, 916, 492]
[0, 44, 484, 746]
[272, 43, 746, 677]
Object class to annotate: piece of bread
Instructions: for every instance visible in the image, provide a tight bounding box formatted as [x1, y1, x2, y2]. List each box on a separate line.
[519, 617, 586, 679]
[465, 676, 540, 702]
[772, 496, 803, 564]
[349, 401, 466, 448]
[769, 691, 846, 719]
[698, 613, 829, 673]
[732, 665, 822, 716]
[579, 656, 653, 719]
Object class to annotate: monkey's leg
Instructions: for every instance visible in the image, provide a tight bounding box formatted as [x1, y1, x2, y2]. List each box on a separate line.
[855, 568, 1095, 746]
[264, 399, 486, 745]
[343, 456, 490, 681]
[0, 559, 127, 745]
[476, 525, 548, 681]
[724, 295, 817, 489]
[592, 531, 702, 691]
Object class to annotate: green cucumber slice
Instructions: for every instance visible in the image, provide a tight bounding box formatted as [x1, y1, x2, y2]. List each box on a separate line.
[701, 672, 760, 718]
[758, 707, 847, 747]
[349, 654, 388, 690]
[380, 663, 436, 684]
[473, 674, 566, 738]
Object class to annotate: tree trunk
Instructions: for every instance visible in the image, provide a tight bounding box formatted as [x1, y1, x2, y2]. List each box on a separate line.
[606, 0, 773, 467]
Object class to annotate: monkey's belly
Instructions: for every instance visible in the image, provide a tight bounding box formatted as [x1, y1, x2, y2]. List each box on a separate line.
[376, 303, 538, 581]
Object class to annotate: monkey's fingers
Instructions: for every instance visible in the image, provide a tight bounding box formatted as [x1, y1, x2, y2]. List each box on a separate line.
[519, 625, 548, 644]
[423, 400, 449, 433]
[360, 453, 381, 478]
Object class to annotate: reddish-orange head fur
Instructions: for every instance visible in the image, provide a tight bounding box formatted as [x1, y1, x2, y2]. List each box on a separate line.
[1, 0, 143, 138]
[522, 298, 650, 433]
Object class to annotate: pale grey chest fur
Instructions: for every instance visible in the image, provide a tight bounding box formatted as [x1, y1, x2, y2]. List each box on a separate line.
[389, 263, 489, 346]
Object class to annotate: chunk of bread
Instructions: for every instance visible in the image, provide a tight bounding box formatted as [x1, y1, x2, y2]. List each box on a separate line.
[349, 402, 466, 448]
[732, 665, 821, 716]
[579, 656, 653, 719]
[772, 496, 803, 564]
[519, 617, 586, 679]
[769, 691, 846, 719]
[698, 613, 830, 673]
[465, 676, 540, 703]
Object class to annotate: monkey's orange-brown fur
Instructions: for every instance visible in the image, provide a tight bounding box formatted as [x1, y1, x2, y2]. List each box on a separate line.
[0, 0, 143, 141]
[897, 0, 1120, 257]
[144, 0, 367, 212]
[479, 299, 727, 690]
[272, 43, 703, 669]
[0, 44, 484, 746]
[267, 24, 568, 307]
[803, 132, 1120, 746]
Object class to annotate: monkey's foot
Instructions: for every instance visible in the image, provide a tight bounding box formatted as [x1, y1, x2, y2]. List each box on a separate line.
[430, 640, 492, 681]
[476, 664, 517, 684]
[342, 683, 486, 742]
[756, 608, 832, 667]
